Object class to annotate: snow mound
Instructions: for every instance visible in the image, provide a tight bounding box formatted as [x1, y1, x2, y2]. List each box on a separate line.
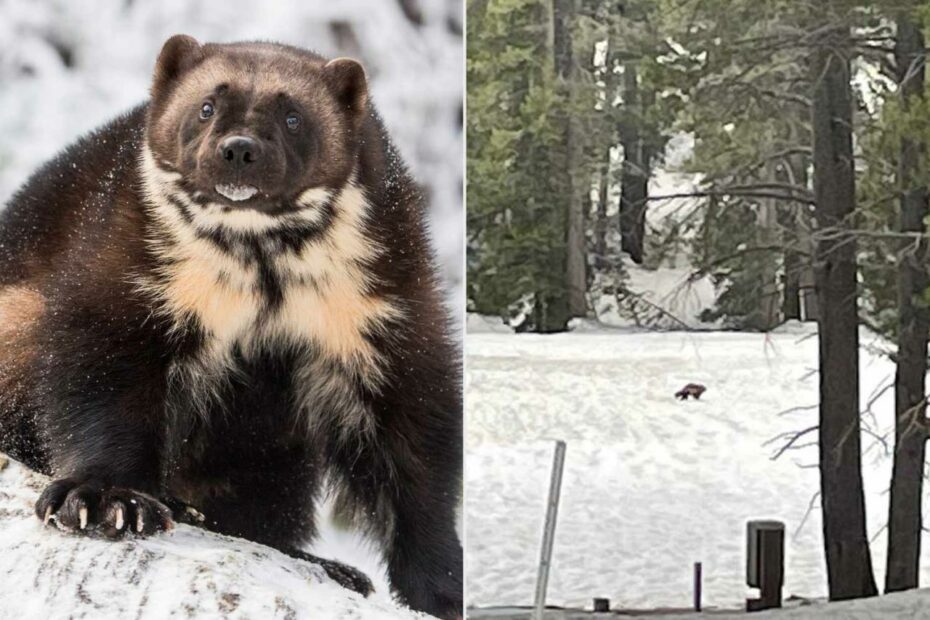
[466, 313, 513, 334]
[0, 455, 423, 619]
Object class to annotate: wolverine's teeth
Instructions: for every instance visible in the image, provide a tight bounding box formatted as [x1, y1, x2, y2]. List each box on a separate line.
[215, 183, 258, 201]
[115, 507, 124, 530]
[136, 512, 144, 533]
[79, 507, 88, 530]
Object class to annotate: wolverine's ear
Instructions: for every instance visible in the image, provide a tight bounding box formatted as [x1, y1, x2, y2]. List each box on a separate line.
[322, 58, 368, 120]
[152, 35, 203, 98]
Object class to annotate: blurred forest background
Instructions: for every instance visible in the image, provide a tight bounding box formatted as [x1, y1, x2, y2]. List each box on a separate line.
[467, 0, 929, 337]
[0, 0, 464, 310]
[467, 0, 930, 602]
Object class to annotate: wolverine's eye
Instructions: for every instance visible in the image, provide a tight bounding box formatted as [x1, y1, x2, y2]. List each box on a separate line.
[285, 113, 301, 132]
[200, 102, 215, 120]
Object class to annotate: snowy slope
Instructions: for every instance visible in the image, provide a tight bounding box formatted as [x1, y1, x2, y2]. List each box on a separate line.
[465, 321, 911, 610]
[0, 455, 423, 620]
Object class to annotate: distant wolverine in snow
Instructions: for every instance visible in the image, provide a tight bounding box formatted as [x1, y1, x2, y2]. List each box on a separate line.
[675, 383, 707, 401]
[0, 35, 462, 619]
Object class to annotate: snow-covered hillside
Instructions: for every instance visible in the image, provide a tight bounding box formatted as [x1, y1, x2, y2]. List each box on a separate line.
[0, 454, 423, 620]
[465, 321, 911, 611]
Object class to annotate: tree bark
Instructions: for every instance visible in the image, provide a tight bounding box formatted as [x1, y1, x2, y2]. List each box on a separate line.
[595, 158, 609, 268]
[595, 46, 620, 272]
[554, 0, 587, 317]
[619, 62, 649, 265]
[811, 26, 878, 601]
[798, 204, 820, 321]
[886, 13, 930, 594]
[757, 160, 782, 330]
[779, 150, 808, 322]
[532, 0, 575, 333]
[781, 205, 803, 321]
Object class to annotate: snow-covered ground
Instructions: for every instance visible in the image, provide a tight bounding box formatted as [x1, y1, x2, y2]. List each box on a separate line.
[465, 320, 917, 611]
[0, 455, 423, 619]
[468, 587, 930, 619]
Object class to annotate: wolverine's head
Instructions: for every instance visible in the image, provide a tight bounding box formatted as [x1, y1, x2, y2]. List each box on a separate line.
[145, 35, 367, 225]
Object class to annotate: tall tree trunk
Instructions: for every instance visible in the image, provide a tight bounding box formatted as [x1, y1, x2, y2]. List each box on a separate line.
[779, 149, 807, 322]
[886, 13, 930, 594]
[532, 0, 574, 333]
[757, 160, 782, 330]
[554, 0, 586, 317]
[619, 62, 649, 264]
[798, 204, 820, 321]
[595, 154, 610, 269]
[781, 203, 803, 321]
[595, 46, 619, 272]
[811, 26, 878, 601]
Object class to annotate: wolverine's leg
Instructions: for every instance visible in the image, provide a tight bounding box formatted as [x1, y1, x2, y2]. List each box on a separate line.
[326, 382, 463, 619]
[190, 440, 373, 596]
[32, 301, 175, 537]
[0, 285, 48, 472]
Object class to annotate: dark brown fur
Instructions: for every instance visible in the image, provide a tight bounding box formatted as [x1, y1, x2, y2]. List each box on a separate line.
[0, 36, 461, 619]
[675, 383, 707, 401]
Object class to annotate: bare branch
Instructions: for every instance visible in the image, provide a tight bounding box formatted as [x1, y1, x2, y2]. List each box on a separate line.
[765, 425, 818, 461]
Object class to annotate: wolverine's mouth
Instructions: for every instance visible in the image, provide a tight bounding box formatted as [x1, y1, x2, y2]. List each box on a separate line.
[215, 183, 258, 202]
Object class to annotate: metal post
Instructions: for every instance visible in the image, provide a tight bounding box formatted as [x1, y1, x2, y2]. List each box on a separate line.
[693, 562, 702, 612]
[746, 520, 785, 612]
[533, 440, 567, 620]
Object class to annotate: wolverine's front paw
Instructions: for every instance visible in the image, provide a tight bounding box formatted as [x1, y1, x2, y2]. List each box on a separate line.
[35, 478, 173, 538]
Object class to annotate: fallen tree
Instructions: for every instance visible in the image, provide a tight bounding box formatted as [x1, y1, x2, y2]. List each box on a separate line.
[0, 453, 422, 619]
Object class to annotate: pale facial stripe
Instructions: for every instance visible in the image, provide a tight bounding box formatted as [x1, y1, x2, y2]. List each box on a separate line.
[139, 147, 333, 235]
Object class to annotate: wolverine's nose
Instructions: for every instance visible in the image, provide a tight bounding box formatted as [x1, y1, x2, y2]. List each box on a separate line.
[219, 136, 261, 169]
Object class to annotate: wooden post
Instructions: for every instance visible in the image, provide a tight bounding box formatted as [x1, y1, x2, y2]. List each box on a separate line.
[533, 440, 567, 620]
[593, 598, 610, 612]
[693, 562, 702, 612]
[746, 521, 785, 612]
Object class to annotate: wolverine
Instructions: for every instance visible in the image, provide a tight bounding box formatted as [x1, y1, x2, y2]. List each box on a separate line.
[0, 35, 461, 619]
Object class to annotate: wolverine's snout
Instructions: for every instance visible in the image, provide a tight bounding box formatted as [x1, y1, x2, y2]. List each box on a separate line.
[218, 135, 262, 170]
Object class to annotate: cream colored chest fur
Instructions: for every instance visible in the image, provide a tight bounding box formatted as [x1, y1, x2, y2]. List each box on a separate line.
[139, 152, 400, 386]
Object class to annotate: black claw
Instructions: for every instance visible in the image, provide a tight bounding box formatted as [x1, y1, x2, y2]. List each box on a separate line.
[59, 481, 109, 531]
[35, 477, 76, 523]
[34, 478, 174, 536]
[101, 499, 129, 539]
